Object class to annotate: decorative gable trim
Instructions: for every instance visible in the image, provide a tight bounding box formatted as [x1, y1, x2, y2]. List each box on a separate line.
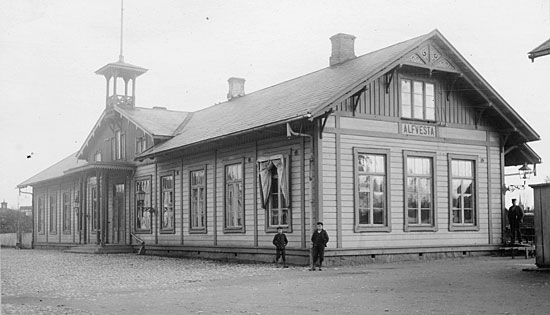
[404, 42, 457, 72]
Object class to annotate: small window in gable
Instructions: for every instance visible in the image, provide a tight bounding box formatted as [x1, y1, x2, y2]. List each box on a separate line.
[401, 79, 435, 121]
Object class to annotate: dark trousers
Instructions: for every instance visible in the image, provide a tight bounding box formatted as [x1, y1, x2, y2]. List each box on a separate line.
[510, 222, 522, 244]
[312, 246, 325, 266]
[276, 248, 286, 262]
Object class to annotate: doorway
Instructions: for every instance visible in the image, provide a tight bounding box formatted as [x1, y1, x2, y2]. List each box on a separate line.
[110, 183, 125, 244]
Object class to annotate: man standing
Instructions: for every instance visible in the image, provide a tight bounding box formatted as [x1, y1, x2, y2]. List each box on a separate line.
[507, 199, 524, 245]
[310, 222, 329, 271]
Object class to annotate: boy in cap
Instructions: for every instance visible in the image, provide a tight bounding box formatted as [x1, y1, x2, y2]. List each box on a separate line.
[273, 226, 289, 268]
[310, 222, 329, 271]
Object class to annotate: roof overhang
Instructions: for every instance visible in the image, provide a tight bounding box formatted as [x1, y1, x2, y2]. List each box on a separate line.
[95, 61, 148, 78]
[64, 162, 136, 176]
[528, 38, 550, 62]
[504, 143, 541, 167]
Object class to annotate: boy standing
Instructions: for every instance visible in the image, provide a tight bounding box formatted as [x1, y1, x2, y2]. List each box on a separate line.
[310, 222, 329, 271]
[273, 226, 288, 268]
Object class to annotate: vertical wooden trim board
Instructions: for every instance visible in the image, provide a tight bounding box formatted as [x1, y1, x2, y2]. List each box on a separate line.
[335, 116, 342, 248]
[486, 146, 493, 244]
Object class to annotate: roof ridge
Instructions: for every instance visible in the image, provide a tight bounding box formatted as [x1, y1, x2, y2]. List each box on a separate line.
[191, 30, 435, 115]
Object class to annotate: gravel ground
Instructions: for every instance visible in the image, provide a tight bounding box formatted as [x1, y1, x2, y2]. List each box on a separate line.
[2, 248, 550, 315]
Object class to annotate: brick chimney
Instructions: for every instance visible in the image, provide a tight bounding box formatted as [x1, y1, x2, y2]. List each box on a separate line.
[227, 77, 245, 100]
[329, 33, 356, 66]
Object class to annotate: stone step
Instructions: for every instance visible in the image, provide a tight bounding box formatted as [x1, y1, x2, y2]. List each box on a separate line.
[65, 245, 136, 254]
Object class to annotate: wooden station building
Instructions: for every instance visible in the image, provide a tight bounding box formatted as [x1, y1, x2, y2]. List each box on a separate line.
[19, 30, 541, 265]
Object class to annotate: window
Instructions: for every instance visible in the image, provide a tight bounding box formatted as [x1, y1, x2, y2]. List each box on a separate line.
[354, 148, 390, 232]
[135, 178, 152, 232]
[49, 194, 57, 234]
[401, 79, 435, 121]
[91, 186, 99, 231]
[225, 163, 244, 231]
[404, 151, 437, 232]
[449, 155, 478, 231]
[136, 136, 147, 154]
[94, 151, 102, 162]
[37, 196, 45, 234]
[113, 130, 126, 160]
[62, 192, 71, 233]
[160, 174, 174, 232]
[258, 156, 290, 230]
[190, 169, 206, 232]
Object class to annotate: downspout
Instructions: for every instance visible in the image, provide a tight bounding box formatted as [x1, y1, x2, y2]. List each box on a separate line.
[286, 120, 315, 264]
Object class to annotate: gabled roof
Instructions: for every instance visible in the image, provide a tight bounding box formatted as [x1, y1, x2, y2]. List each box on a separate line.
[116, 106, 190, 137]
[528, 38, 550, 61]
[17, 152, 88, 188]
[77, 106, 190, 158]
[139, 29, 539, 159]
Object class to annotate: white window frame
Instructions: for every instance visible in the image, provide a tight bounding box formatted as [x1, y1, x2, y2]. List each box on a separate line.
[400, 78, 436, 121]
[403, 151, 437, 232]
[448, 154, 479, 231]
[353, 148, 391, 232]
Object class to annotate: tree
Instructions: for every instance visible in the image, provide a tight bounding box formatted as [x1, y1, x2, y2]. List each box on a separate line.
[0, 209, 32, 233]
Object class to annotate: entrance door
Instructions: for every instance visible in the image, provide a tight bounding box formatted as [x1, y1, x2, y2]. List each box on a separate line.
[110, 184, 125, 244]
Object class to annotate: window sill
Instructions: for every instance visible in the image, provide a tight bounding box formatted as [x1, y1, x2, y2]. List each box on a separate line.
[159, 229, 175, 234]
[223, 227, 245, 234]
[400, 117, 437, 124]
[449, 225, 479, 232]
[355, 225, 391, 233]
[404, 225, 437, 232]
[189, 228, 207, 234]
[134, 230, 152, 234]
[266, 226, 291, 233]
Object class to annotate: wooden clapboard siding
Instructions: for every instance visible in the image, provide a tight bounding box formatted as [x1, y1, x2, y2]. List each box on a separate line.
[335, 69, 495, 130]
[321, 111, 502, 249]
[489, 145, 503, 243]
[146, 135, 312, 249]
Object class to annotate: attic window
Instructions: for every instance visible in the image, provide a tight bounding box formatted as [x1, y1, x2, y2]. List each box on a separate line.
[401, 79, 435, 121]
[136, 136, 147, 154]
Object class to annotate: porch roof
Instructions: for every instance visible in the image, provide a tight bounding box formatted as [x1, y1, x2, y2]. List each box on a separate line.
[17, 152, 87, 188]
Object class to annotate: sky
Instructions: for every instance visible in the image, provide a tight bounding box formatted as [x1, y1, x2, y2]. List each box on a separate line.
[1, 0, 550, 209]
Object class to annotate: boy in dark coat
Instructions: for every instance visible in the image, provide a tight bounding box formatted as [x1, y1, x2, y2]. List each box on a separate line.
[273, 226, 288, 268]
[507, 199, 524, 245]
[310, 222, 329, 271]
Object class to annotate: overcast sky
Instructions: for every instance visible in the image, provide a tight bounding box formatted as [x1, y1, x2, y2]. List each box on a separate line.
[1, 0, 550, 209]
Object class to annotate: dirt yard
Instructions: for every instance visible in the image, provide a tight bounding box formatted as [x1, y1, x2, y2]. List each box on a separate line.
[2, 249, 550, 314]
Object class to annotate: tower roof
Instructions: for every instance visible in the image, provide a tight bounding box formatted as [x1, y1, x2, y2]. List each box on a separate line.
[95, 60, 148, 78]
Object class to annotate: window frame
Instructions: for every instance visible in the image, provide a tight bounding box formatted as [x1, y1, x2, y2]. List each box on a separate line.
[49, 193, 57, 234]
[189, 167, 207, 234]
[62, 191, 71, 234]
[91, 185, 99, 232]
[258, 154, 291, 233]
[399, 76, 436, 122]
[223, 160, 245, 233]
[353, 148, 392, 233]
[134, 176, 153, 234]
[37, 195, 45, 234]
[448, 154, 480, 231]
[135, 136, 147, 154]
[403, 150, 438, 232]
[159, 171, 175, 234]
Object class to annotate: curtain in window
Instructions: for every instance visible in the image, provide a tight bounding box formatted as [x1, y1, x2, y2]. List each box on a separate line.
[258, 157, 288, 209]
